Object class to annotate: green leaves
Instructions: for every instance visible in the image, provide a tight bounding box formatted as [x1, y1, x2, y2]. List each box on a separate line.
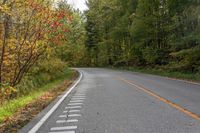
[84, 0, 200, 73]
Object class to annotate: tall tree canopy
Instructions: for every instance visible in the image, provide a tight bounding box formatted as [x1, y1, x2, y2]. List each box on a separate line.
[85, 0, 200, 72]
[0, 0, 86, 88]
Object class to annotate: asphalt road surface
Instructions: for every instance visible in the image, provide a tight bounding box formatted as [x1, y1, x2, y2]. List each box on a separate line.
[20, 68, 200, 133]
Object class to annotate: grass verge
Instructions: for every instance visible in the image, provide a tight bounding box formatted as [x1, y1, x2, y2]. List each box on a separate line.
[0, 69, 78, 133]
[114, 67, 200, 82]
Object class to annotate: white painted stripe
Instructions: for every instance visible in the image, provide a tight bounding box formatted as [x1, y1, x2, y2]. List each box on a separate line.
[67, 119, 79, 122]
[71, 97, 85, 100]
[68, 103, 83, 106]
[65, 106, 82, 109]
[69, 110, 80, 113]
[28, 71, 83, 133]
[75, 93, 86, 95]
[166, 77, 200, 86]
[71, 99, 84, 101]
[63, 110, 68, 113]
[74, 95, 85, 97]
[70, 100, 84, 103]
[72, 97, 85, 99]
[56, 119, 78, 123]
[49, 131, 75, 133]
[77, 91, 87, 93]
[72, 96, 85, 98]
[50, 126, 77, 131]
[59, 115, 67, 118]
[76, 90, 87, 93]
[71, 99, 85, 101]
[74, 94, 85, 96]
[68, 114, 81, 117]
[56, 120, 66, 123]
[73, 94, 85, 96]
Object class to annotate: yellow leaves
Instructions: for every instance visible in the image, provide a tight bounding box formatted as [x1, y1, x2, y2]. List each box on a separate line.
[0, 4, 12, 15]
[0, 84, 17, 101]
[0, 0, 73, 88]
[0, 39, 2, 47]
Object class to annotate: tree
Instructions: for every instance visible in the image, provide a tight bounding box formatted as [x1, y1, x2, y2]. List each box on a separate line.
[0, 0, 72, 87]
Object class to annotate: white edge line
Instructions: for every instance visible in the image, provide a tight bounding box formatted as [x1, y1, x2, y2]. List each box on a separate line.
[128, 69, 200, 86]
[166, 77, 200, 86]
[28, 70, 83, 133]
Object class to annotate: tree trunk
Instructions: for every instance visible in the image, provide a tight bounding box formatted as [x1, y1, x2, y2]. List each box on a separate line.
[0, 15, 9, 84]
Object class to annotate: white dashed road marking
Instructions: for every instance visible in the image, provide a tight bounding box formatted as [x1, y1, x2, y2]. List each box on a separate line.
[71, 97, 85, 100]
[49, 131, 75, 133]
[59, 115, 67, 118]
[68, 103, 83, 106]
[69, 110, 80, 113]
[56, 120, 67, 123]
[50, 126, 77, 131]
[77, 91, 87, 93]
[74, 94, 86, 96]
[72, 96, 86, 98]
[70, 100, 84, 103]
[63, 110, 68, 113]
[67, 119, 79, 123]
[50, 79, 88, 133]
[28, 71, 83, 133]
[65, 106, 82, 109]
[75, 93, 85, 95]
[68, 114, 81, 117]
[56, 119, 78, 123]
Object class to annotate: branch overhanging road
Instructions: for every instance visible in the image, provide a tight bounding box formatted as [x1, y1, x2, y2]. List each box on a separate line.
[20, 68, 200, 133]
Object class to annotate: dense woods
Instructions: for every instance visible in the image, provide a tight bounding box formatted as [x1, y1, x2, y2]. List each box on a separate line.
[85, 0, 200, 73]
[0, 0, 200, 103]
[0, 0, 200, 129]
[0, 0, 85, 101]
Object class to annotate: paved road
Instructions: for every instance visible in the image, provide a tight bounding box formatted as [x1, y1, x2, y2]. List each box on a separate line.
[20, 68, 200, 133]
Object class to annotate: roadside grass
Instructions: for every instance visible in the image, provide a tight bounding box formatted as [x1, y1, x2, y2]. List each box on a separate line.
[115, 67, 200, 82]
[0, 69, 74, 123]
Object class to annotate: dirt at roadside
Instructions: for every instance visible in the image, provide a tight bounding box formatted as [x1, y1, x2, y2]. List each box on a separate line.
[0, 71, 78, 133]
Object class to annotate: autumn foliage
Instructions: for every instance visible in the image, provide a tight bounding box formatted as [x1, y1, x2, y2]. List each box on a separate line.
[0, 0, 73, 99]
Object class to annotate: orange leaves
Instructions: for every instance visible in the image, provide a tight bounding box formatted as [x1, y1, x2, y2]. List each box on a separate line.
[58, 11, 65, 19]
[0, 0, 74, 88]
[0, 84, 17, 101]
[28, 0, 47, 12]
[67, 15, 73, 22]
[46, 9, 73, 46]
[0, 4, 12, 15]
[25, 0, 73, 46]
[55, 10, 72, 22]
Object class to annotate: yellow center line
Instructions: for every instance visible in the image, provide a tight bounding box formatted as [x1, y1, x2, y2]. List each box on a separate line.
[117, 76, 200, 122]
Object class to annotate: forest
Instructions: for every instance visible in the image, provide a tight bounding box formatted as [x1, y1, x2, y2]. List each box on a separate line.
[85, 0, 200, 73]
[0, 0, 86, 126]
[0, 0, 200, 130]
[0, 0, 85, 99]
[0, 0, 200, 100]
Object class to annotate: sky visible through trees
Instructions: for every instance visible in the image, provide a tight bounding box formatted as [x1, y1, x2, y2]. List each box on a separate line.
[84, 0, 200, 73]
[0, 0, 200, 101]
[0, 0, 86, 99]
[66, 0, 88, 11]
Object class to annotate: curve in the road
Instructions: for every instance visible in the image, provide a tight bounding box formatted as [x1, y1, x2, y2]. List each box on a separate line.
[118, 76, 200, 122]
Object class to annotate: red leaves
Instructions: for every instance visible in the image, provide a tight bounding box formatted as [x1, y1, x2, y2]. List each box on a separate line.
[67, 15, 73, 22]
[64, 28, 69, 32]
[27, 0, 73, 46]
[28, 0, 41, 11]
[51, 21, 60, 28]
[58, 11, 65, 19]
[47, 10, 73, 45]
